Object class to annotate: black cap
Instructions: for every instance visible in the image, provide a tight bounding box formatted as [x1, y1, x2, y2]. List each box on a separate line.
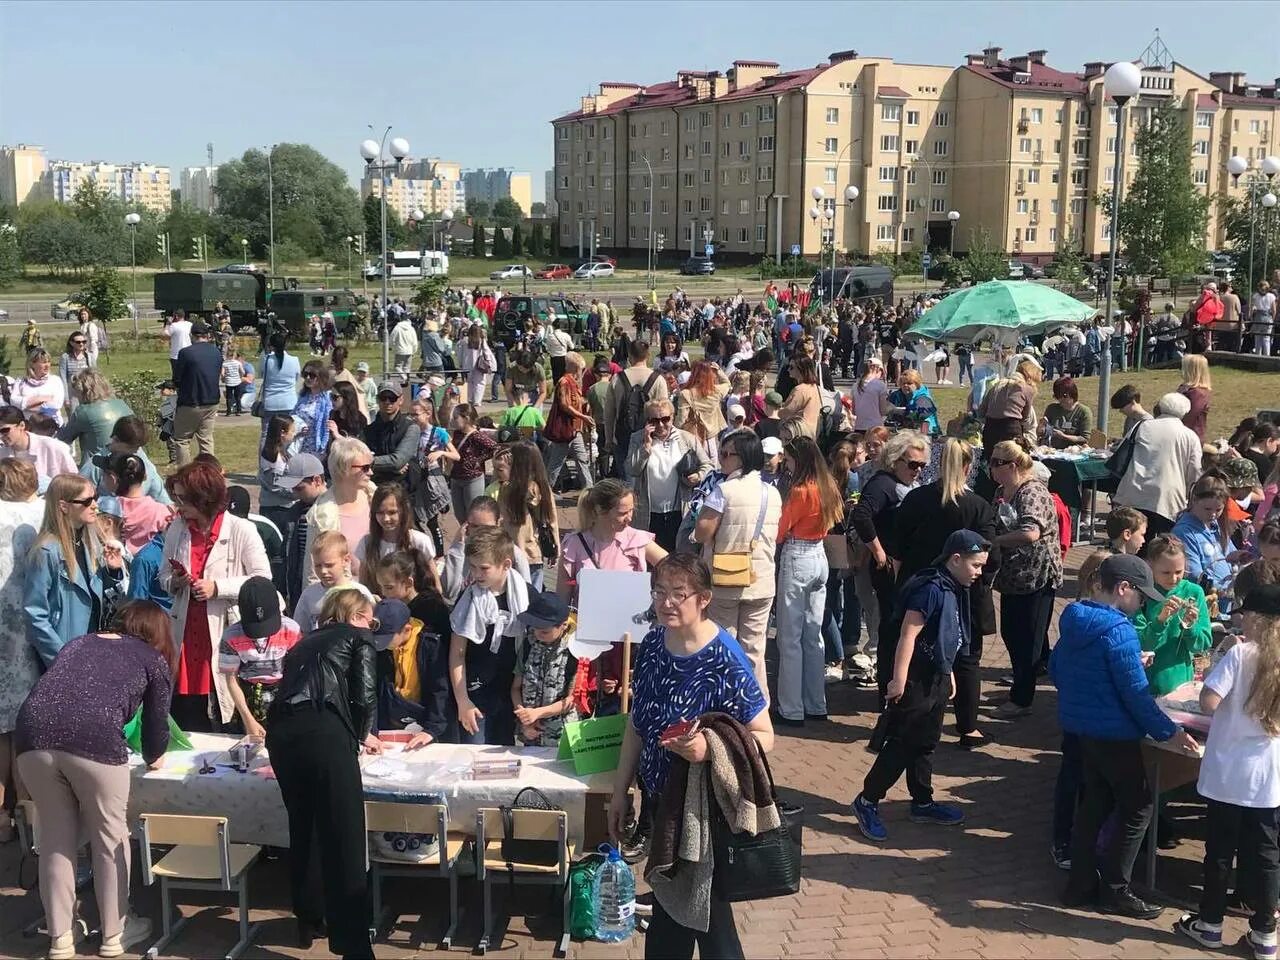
[371, 599, 412, 651]
[933, 529, 992, 566]
[1243, 583, 1280, 616]
[226, 485, 251, 519]
[191, 320, 212, 336]
[517, 590, 571, 630]
[1099, 554, 1163, 603]
[237, 577, 281, 638]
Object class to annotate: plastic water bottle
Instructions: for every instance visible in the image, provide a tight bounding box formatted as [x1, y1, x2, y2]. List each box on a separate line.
[592, 843, 636, 942]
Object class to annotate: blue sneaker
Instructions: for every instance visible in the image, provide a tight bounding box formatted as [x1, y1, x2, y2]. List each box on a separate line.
[1175, 913, 1223, 949]
[851, 794, 887, 843]
[909, 801, 965, 826]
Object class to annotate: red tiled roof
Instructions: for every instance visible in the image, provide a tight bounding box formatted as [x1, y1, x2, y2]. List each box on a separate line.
[1196, 93, 1220, 111]
[1219, 91, 1280, 109]
[877, 85, 910, 98]
[964, 60, 1087, 95]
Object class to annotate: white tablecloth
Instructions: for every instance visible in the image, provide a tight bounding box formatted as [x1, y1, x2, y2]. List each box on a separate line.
[126, 733, 609, 847]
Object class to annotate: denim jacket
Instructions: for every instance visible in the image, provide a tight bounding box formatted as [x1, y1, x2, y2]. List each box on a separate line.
[24, 539, 127, 667]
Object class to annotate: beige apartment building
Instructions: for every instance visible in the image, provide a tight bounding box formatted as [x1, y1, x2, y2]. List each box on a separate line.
[552, 48, 1280, 263]
[0, 144, 48, 208]
[462, 168, 533, 215]
[361, 158, 466, 220]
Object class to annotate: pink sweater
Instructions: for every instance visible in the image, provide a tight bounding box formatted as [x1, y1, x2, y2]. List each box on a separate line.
[118, 495, 173, 555]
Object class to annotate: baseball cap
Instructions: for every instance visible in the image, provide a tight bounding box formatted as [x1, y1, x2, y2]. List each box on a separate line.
[933, 529, 992, 566]
[764, 390, 784, 407]
[517, 590, 571, 630]
[371, 598, 413, 651]
[592, 357, 612, 376]
[761, 436, 783, 456]
[191, 320, 212, 336]
[279, 452, 325, 490]
[1243, 583, 1280, 616]
[238, 577, 282, 639]
[377, 381, 403, 399]
[226, 485, 251, 519]
[355, 361, 370, 373]
[727, 403, 747, 422]
[1098, 554, 1163, 603]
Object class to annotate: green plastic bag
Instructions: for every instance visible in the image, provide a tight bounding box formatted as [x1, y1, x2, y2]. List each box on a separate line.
[568, 852, 606, 941]
[123, 707, 193, 754]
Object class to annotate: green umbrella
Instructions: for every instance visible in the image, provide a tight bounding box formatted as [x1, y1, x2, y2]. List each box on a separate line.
[908, 280, 1097, 343]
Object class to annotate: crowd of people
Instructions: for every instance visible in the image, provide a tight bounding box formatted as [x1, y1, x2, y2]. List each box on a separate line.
[3, 279, 1280, 960]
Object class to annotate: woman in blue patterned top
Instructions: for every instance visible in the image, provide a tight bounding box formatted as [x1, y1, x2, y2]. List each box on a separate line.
[609, 553, 773, 959]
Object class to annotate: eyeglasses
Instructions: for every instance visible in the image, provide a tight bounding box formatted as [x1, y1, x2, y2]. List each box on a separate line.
[303, 371, 319, 379]
[651, 588, 694, 605]
[71, 339, 87, 346]
[378, 394, 399, 403]
[989, 457, 1015, 468]
[353, 462, 374, 473]
[68, 496, 97, 507]
[902, 459, 928, 471]
[647, 416, 672, 426]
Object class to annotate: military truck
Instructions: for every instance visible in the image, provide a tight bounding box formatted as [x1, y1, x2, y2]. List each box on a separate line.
[153, 271, 356, 339]
[267, 288, 358, 339]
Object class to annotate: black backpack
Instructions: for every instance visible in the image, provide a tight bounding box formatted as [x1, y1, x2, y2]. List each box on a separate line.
[615, 370, 661, 450]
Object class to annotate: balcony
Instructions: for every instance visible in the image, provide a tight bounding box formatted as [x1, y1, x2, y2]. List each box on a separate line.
[1033, 150, 1043, 163]
[1015, 181, 1026, 195]
[1017, 119, 1029, 134]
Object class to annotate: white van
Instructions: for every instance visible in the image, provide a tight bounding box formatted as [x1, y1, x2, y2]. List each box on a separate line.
[364, 249, 450, 280]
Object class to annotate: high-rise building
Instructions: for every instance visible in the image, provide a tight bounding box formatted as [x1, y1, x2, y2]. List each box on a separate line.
[180, 165, 219, 211]
[361, 158, 466, 221]
[544, 170, 557, 216]
[0, 144, 48, 207]
[38, 159, 172, 213]
[552, 48, 1280, 261]
[462, 168, 533, 215]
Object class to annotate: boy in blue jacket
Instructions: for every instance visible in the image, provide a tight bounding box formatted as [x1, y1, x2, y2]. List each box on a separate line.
[851, 530, 990, 843]
[1050, 554, 1200, 919]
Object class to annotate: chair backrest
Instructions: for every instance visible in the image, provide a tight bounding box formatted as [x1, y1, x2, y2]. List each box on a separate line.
[15, 800, 38, 855]
[140, 813, 227, 847]
[364, 800, 449, 870]
[478, 806, 565, 842]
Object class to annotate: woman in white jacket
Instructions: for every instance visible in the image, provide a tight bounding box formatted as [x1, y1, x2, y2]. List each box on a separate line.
[159, 460, 271, 730]
[1112, 391, 1203, 542]
[457, 323, 497, 406]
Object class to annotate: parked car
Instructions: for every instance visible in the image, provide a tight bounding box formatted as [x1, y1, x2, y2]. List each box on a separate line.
[679, 255, 716, 276]
[493, 294, 589, 346]
[0, 309, 9, 321]
[569, 255, 617, 270]
[489, 264, 533, 281]
[573, 262, 615, 280]
[51, 295, 83, 320]
[810, 265, 894, 307]
[535, 263, 572, 280]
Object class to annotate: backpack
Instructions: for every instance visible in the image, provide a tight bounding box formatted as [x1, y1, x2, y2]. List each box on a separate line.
[615, 370, 661, 450]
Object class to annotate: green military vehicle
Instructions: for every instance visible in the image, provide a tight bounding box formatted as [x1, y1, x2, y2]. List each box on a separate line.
[267, 288, 358, 338]
[153, 271, 356, 340]
[493, 293, 590, 348]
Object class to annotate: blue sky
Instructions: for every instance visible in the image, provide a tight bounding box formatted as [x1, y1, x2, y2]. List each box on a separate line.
[3, 0, 1277, 205]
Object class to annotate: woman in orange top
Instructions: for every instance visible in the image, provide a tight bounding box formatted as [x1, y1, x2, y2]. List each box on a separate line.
[775, 436, 846, 724]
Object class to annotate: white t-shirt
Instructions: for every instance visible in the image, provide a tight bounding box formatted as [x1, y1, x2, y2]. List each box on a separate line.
[1198, 643, 1280, 808]
[546, 329, 573, 359]
[167, 319, 193, 359]
[354, 529, 437, 570]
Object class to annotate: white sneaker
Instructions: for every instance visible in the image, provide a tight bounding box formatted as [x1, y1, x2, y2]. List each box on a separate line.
[100, 915, 152, 958]
[824, 664, 844, 683]
[48, 932, 75, 960]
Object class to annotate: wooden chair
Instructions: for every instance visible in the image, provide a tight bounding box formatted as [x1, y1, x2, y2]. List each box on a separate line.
[364, 800, 467, 948]
[137, 813, 261, 960]
[475, 807, 571, 956]
[14, 800, 95, 940]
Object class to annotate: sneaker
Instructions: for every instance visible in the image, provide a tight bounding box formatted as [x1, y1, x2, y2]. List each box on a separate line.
[1051, 843, 1072, 871]
[1245, 929, 1279, 960]
[851, 794, 887, 843]
[997, 674, 1014, 687]
[1099, 885, 1163, 920]
[1174, 913, 1223, 949]
[909, 801, 965, 826]
[993, 701, 1032, 719]
[48, 932, 75, 960]
[824, 664, 844, 683]
[100, 915, 153, 958]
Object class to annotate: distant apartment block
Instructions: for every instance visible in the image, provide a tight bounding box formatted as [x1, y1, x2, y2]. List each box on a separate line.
[0, 144, 48, 208]
[544, 170, 558, 216]
[34, 158, 172, 213]
[462, 167, 533, 214]
[180, 165, 219, 211]
[362, 157, 466, 220]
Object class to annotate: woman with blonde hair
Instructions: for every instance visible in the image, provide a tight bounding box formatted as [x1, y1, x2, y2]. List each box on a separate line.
[302, 435, 375, 584]
[989, 439, 1062, 718]
[977, 359, 1042, 457]
[888, 368, 939, 434]
[292, 359, 333, 455]
[11, 347, 67, 426]
[853, 356, 889, 432]
[625, 397, 711, 550]
[894, 439, 998, 746]
[544, 351, 596, 491]
[1178, 353, 1213, 442]
[458, 323, 497, 406]
[59, 369, 134, 464]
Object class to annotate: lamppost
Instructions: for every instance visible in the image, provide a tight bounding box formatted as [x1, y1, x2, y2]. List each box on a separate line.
[947, 210, 960, 256]
[344, 235, 353, 286]
[841, 185, 859, 299]
[1264, 191, 1278, 283]
[808, 204, 822, 300]
[240, 238, 249, 265]
[440, 208, 454, 255]
[1227, 154, 1280, 307]
[266, 145, 276, 276]
[640, 154, 655, 289]
[125, 213, 141, 335]
[361, 129, 410, 376]
[1096, 60, 1141, 434]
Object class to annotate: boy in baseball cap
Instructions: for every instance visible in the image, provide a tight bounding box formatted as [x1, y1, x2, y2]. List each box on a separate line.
[512, 591, 579, 747]
[370, 597, 432, 733]
[217, 577, 302, 740]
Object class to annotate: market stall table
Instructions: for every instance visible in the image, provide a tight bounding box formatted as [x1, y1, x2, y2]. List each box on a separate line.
[126, 733, 616, 849]
[1142, 681, 1211, 889]
[1035, 451, 1112, 542]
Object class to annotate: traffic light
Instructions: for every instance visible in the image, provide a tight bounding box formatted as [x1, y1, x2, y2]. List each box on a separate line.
[156, 233, 169, 258]
[191, 237, 205, 261]
[353, 235, 365, 256]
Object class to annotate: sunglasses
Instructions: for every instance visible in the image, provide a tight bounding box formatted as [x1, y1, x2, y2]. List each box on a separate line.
[902, 459, 928, 471]
[378, 394, 400, 402]
[303, 371, 319, 379]
[71, 339, 87, 345]
[353, 463, 374, 473]
[648, 416, 672, 426]
[68, 495, 97, 507]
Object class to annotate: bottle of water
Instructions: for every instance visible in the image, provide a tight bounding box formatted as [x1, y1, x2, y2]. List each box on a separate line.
[592, 843, 636, 942]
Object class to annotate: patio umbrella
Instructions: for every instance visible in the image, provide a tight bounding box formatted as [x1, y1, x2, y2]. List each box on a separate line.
[908, 280, 1097, 343]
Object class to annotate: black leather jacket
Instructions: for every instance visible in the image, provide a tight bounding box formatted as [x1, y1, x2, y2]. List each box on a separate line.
[273, 623, 377, 744]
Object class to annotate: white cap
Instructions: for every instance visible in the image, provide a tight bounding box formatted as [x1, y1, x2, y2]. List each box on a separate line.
[727, 403, 747, 422]
[761, 436, 783, 456]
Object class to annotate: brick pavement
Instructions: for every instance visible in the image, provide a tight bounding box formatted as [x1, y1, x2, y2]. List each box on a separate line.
[0, 543, 1229, 959]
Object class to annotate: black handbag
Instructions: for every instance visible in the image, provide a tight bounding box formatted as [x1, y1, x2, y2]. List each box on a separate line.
[1107, 420, 1143, 481]
[500, 787, 561, 867]
[536, 520, 560, 564]
[710, 747, 803, 902]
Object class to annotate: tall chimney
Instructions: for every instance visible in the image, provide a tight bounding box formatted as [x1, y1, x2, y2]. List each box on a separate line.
[1027, 50, 1048, 65]
[983, 45, 1002, 69]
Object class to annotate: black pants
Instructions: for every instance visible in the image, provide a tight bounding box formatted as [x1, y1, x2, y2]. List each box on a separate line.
[169, 693, 222, 733]
[862, 668, 947, 806]
[646, 893, 743, 960]
[224, 385, 243, 414]
[872, 563, 900, 706]
[266, 705, 372, 959]
[550, 355, 566, 384]
[1000, 586, 1056, 708]
[1067, 737, 1151, 894]
[1201, 799, 1280, 932]
[951, 632, 983, 736]
[1053, 733, 1083, 849]
[649, 510, 683, 555]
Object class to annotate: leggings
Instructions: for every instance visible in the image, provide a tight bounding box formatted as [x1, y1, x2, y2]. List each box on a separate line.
[450, 476, 486, 522]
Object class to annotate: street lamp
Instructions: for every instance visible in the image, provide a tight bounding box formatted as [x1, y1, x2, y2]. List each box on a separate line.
[125, 213, 141, 334]
[947, 210, 960, 256]
[1229, 155, 1280, 313]
[361, 129, 410, 376]
[266, 145, 276, 276]
[344, 236, 354, 286]
[240, 238, 248, 263]
[1264, 191, 1278, 286]
[440, 208, 454, 254]
[1096, 59, 1141, 433]
[640, 154, 655, 290]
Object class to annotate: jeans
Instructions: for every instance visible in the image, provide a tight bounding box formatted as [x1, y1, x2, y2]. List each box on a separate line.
[1067, 737, 1152, 894]
[529, 563, 545, 593]
[646, 892, 742, 959]
[546, 434, 595, 490]
[490, 344, 507, 399]
[1053, 733, 1083, 849]
[648, 509, 683, 555]
[775, 540, 829, 720]
[1201, 800, 1280, 932]
[1000, 585, 1057, 708]
[393, 353, 412, 375]
[958, 355, 974, 385]
[450, 475, 486, 522]
[821, 569, 860, 663]
[455, 686, 515, 746]
[851, 563, 881, 658]
[861, 667, 947, 806]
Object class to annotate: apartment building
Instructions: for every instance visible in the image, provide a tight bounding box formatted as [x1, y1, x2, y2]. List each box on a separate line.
[361, 158, 466, 219]
[553, 48, 1280, 262]
[0, 144, 48, 208]
[37, 159, 173, 213]
[544, 170, 557, 217]
[180, 165, 219, 212]
[462, 167, 533, 214]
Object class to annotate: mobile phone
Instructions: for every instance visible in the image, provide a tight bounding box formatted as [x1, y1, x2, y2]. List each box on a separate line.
[169, 558, 190, 579]
[660, 719, 697, 743]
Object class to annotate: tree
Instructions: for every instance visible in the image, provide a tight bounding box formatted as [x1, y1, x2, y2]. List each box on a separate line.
[492, 225, 512, 259]
[361, 194, 407, 255]
[1110, 102, 1209, 279]
[163, 202, 215, 267]
[492, 196, 524, 226]
[466, 197, 491, 219]
[0, 225, 21, 288]
[1219, 194, 1280, 290]
[962, 227, 1006, 282]
[510, 223, 524, 257]
[75, 266, 130, 321]
[527, 223, 544, 259]
[411, 275, 449, 313]
[472, 218, 486, 258]
[1052, 233, 1086, 290]
[531, 202, 547, 218]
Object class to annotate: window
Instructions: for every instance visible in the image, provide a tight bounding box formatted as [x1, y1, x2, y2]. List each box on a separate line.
[702, 169, 711, 184]
[1073, 139, 1089, 157]
[558, 127, 569, 140]
[1050, 199, 1060, 214]
[757, 196, 767, 212]
[826, 107, 840, 123]
[701, 140, 711, 155]
[700, 110, 710, 127]
[1070, 169, 1087, 186]
[1053, 139, 1062, 154]
[932, 169, 947, 186]
[876, 134, 896, 152]
[1071, 198, 1085, 214]
[738, 227, 749, 243]
[757, 104, 774, 122]
[1108, 106, 1118, 124]
[739, 169, 750, 184]
[723, 113, 731, 129]
[1055, 108, 1064, 124]
[683, 144, 694, 159]
[602, 202, 612, 216]
[1048, 227, 1057, 243]
[758, 136, 775, 152]
[557, 150, 568, 164]
[877, 195, 898, 211]
[682, 172, 694, 187]
[641, 198, 650, 213]
[906, 198, 922, 213]
[661, 148, 671, 161]
[721, 199, 729, 215]
[740, 111, 751, 127]
[1106, 137, 1116, 153]
[603, 176, 612, 189]
[825, 166, 837, 183]
[685, 116, 696, 132]
[1026, 168, 1040, 183]
[1016, 199, 1029, 213]
[559, 176, 569, 189]
[574, 176, 582, 190]
[1194, 140, 1209, 156]
[587, 123, 595, 138]
[1019, 138, 1032, 154]
[700, 196, 711, 212]
[757, 165, 773, 180]
[721, 142, 730, 157]
[904, 139, 918, 154]
[1196, 111, 1213, 128]
[905, 168, 918, 185]
[930, 198, 945, 213]
[825, 137, 839, 153]
[820, 227, 833, 244]
[586, 174, 595, 188]
[628, 124, 637, 137]
[1051, 169, 1060, 184]
[1102, 222, 1112, 240]
[587, 199, 596, 213]
[936, 111, 949, 127]
[1104, 167, 1115, 185]
[738, 198, 750, 214]
[720, 170, 729, 185]
[1030, 108, 1043, 124]
[756, 224, 767, 242]
[574, 126, 582, 140]
[906, 110, 920, 126]
[902, 227, 915, 243]
[682, 199, 692, 213]
[628, 225, 637, 240]
[933, 139, 948, 156]
[878, 166, 898, 182]
[876, 224, 895, 241]
[739, 141, 750, 157]
[660, 199, 670, 214]
[881, 104, 901, 121]
[660, 120, 670, 135]
[628, 201, 637, 215]
[1250, 119, 1261, 134]
[1193, 168, 1209, 185]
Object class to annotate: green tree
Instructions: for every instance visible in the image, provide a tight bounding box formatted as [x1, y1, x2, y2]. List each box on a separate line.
[962, 227, 1006, 282]
[472, 218, 486, 258]
[466, 198, 491, 219]
[531, 202, 547, 218]
[1052, 233, 1086, 289]
[527, 223, 545, 259]
[361, 195, 407, 256]
[1219, 194, 1280, 289]
[1110, 102, 1209, 278]
[0, 224, 21, 288]
[492, 196, 524, 226]
[74, 266, 130, 321]
[510, 223, 524, 257]
[163, 202, 215, 267]
[411, 275, 449, 313]
[492, 225, 512, 259]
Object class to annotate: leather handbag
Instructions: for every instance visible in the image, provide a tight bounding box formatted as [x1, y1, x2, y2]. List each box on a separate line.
[500, 787, 561, 867]
[710, 484, 770, 588]
[1107, 420, 1143, 481]
[710, 747, 803, 902]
